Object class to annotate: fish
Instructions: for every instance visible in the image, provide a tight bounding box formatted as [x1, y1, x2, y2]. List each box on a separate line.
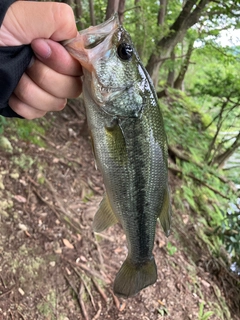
[64, 14, 172, 299]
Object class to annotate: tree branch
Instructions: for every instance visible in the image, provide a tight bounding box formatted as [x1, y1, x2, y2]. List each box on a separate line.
[169, 0, 199, 34]
[169, 166, 231, 200]
[146, 0, 210, 85]
[168, 145, 237, 192]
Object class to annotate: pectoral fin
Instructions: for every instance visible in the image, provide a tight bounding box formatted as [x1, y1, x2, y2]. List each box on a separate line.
[93, 193, 118, 232]
[159, 186, 172, 237]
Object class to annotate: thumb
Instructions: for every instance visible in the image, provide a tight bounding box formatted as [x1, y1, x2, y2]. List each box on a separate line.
[0, 1, 77, 46]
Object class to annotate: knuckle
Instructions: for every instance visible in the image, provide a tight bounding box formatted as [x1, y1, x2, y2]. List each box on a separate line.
[15, 75, 32, 103]
[36, 68, 50, 89]
[54, 3, 75, 35]
[27, 60, 50, 89]
[61, 3, 75, 23]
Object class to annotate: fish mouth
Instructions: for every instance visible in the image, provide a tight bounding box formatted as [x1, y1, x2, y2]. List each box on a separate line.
[92, 77, 142, 118]
[98, 82, 131, 94]
[92, 74, 134, 105]
[63, 14, 120, 72]
[63, 14, 119, 48]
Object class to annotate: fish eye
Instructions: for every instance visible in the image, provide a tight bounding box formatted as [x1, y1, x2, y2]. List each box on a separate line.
[117, 43, 133, 61]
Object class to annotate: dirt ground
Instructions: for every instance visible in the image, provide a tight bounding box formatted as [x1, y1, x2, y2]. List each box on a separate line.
[0, 100, 239, 320]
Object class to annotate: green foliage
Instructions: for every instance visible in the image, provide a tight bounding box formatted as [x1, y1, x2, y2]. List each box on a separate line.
[220, 198, 240, 264]
[157, 306, 169, 316]
[123, 0, 166, 63]
[0, 116, 7, 135]
[188, 45, 240, 167]
[1, 116, 46, 148]
[12, 119, 46, 147]
[198, 301, 214, 320]
[12, 154, 35, 170]
[94, 0, 107, 25]
[160, 89, 210, 155]
[37, 290, 57, 319]
[161, 88, 238, 266]
[166, 242, 177, 256]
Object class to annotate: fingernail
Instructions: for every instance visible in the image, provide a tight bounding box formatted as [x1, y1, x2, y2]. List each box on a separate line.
[31, 39, 52, 60]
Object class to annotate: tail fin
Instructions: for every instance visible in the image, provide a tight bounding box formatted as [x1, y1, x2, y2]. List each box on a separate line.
[113, 256, 157, 298]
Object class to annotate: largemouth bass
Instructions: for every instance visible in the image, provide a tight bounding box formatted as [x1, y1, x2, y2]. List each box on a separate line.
[64, 14, 171, 298]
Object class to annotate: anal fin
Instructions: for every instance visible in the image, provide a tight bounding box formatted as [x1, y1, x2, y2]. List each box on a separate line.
[93, 193, 118, 232]
[159, 186, 172, 237]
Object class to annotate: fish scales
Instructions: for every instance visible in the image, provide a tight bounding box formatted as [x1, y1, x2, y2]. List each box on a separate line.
[64, 14, 171, 298]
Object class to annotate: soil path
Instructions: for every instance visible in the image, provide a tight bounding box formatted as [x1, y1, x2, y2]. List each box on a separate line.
[0, 101, 239, 320]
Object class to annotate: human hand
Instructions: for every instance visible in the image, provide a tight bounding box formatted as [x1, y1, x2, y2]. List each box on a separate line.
[0, 1, 82, 119]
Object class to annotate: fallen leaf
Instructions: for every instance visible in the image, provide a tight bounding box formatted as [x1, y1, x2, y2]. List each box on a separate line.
[53, 158, 59, 163]
[119, 301, 126, 311]
[158, 299, 166, 306]
[14, 195, 27, 203]
[63, 238, 74, 249]
[182, 214, 189, 224]
[158, 240, 166, 248]
[18, 223, 28, 231]
[18, 288, 25, 296]
[19, 179, 27, 186]
[65, 267, 71, 275]
[80, 255, 87, 262]
[54, 247, 62, 254]
[25, 230, 31, 237]
[201, 279, 211, 288]
[10, 172, 20, 180]
[114, 247, 123, 254]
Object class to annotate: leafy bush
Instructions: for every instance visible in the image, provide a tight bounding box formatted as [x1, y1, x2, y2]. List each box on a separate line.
[220, 198, 240, 265]
[1, 116, 46, 147]
[13, 118, 46, 147]
[161, 90, 238, 270]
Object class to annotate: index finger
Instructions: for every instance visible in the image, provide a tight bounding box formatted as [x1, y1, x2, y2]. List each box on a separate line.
[1, 2, 77, 46]
[31, 38, 83, 76]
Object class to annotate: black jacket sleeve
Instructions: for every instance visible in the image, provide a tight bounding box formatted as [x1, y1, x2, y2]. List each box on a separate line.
[0, 0, 33, 117]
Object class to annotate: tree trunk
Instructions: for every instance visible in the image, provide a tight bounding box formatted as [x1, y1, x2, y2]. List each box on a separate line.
[89, 0, 96, 25]
[75, 0, 84, 30]
[158, 0, 168, 26]
[212, 132, 240, 169]
[166, 51, 175, 87]
[106, 0, 120, 20]
[146, 0, 210, 87]
[62, 0, 73, 5]
[118, 0, 126, 24]
[205, 99, 228, 163]
[105, 0, 125, 23]
[174, 40, 194, 90]
[146, 55, 164, 87]
[134, 0, 144, 58]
